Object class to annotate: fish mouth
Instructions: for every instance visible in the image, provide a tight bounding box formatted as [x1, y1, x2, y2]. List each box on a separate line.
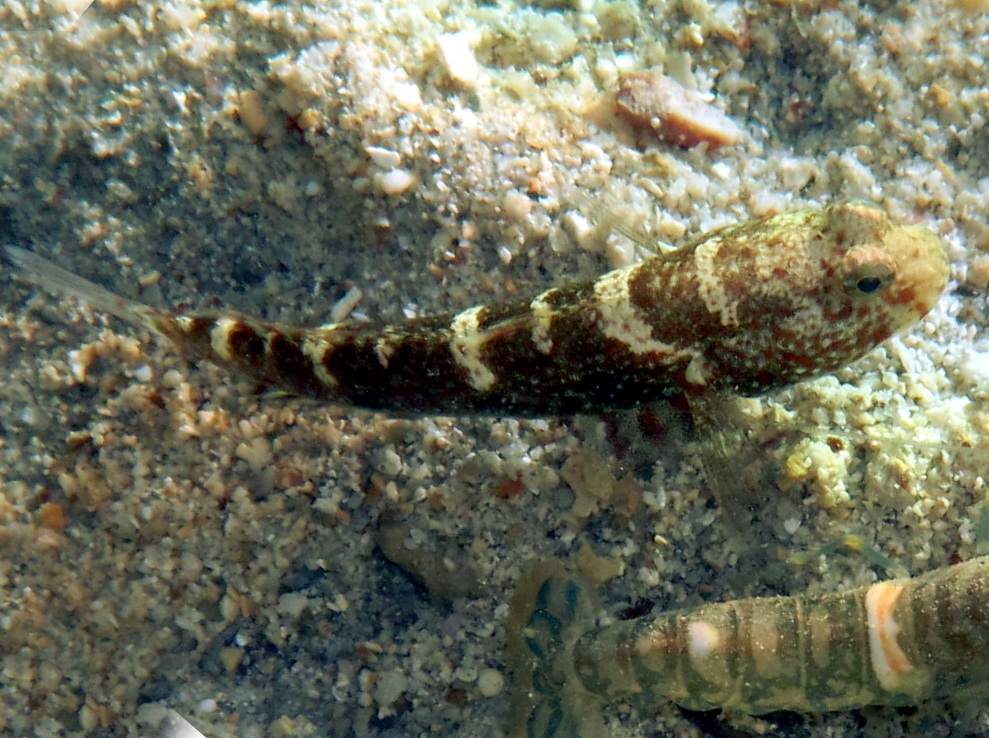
[884, 223, 950, 323]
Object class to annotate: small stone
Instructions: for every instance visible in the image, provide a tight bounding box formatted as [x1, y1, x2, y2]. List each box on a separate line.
[277, 592, 310, 618]
[364, 145, 402, 169]
[477, 668, 504, 697]
[235, 437, 273, 472]
[372, 446, 403, 476]
[528, 12, 577, 64]
[269, 715, 297, 738]
[437, 33, 480, 86]
[220, 646, 243, 674]
[375, 668, 408, 706]
[375, 168, 416, 196]
[616, 73, 742, 150]
[37, 502, 66, 533]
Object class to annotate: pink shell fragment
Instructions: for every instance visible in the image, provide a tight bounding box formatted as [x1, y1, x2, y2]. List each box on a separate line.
[616, 73, 742, 150]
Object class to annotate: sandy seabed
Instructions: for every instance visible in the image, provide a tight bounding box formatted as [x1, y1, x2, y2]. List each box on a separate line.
[1, 1, 989, 736]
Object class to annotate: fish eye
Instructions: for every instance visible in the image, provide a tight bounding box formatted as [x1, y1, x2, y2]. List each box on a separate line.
[844, 262, 893, 297]
[856, 276, 883, 294]
[840, 250, 895, 298]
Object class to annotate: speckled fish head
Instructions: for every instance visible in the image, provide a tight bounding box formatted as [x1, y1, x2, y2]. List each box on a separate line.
[712, 202, 948, 395]
[819, 201, 947, 348]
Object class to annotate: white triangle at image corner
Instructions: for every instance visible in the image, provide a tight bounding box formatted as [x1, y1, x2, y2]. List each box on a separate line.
[48, 0, 95, 20]
[162, 709, 207, 738]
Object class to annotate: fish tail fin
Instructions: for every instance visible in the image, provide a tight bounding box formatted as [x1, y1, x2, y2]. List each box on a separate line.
[506, 560, 605, 738]
[4, 245, 169, 336]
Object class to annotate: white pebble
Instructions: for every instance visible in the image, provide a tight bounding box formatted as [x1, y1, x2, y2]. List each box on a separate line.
[364, 145, 402, 169]
[503, 189, 533, 223]
[562, 210, 596, 252]
[372, 446, 403, 476]
[528, 13, 577, 64]
[375, 668, 408, 706]
[437, 32, 480, 86]
[276, 592, 310, 618]
[235, 437, 273, 472]
[330, 285, 363, 323]
[477, 668, 504, 697]
[376, 168, 416, 196]
[959, 349, 989, 388]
